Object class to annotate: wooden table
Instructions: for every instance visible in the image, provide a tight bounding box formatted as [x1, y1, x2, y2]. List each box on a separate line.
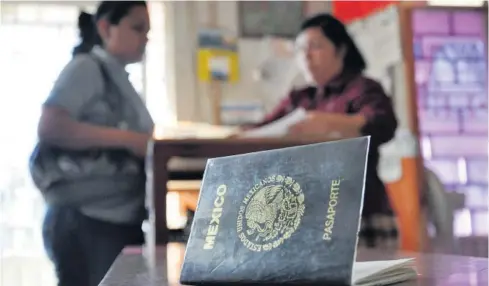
[146, 137, 335, 244]
[99, 244, 489, 286]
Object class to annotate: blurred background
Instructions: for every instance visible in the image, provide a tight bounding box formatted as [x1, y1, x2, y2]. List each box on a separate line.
[0, 1, 487, 285]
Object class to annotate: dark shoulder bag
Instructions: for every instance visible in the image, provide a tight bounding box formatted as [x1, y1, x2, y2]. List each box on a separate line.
[29, 55, 144, 201]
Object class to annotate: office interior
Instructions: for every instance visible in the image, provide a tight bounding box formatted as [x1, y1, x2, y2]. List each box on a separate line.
[0, 1, 487, 285]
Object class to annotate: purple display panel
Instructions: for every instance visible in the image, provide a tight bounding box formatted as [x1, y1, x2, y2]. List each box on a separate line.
[412, 9, 487, 237]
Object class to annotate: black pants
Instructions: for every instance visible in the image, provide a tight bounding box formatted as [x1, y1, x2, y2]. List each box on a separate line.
[42, 206, 144, 286]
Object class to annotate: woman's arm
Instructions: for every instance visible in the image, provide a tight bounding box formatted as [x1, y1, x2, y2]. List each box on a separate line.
[288, 79, 397, 143]
[351, 79, 398, 146]
[37, 55, 150, 157]
[38, 107, 149, 156]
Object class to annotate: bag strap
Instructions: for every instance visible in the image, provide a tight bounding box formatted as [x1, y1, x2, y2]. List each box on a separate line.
[78, 54, 125, 125]
[89, 54, 115, 104]
[92, 55, 111, 87]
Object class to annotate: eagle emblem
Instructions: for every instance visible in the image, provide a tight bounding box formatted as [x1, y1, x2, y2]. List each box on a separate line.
[237, 175, 305, 251]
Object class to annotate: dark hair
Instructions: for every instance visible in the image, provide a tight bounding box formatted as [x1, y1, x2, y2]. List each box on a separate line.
[300, 13, 367, 73]
[72, 11, 99, 56]
[72, 1, 147, 56]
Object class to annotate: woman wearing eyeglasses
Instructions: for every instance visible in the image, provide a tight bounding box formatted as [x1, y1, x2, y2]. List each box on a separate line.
[251, 13, 399, 249]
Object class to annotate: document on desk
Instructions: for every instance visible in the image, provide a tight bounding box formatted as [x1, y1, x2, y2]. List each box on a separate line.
[153, 122, 240, 139]
[241, 107, 307, 138]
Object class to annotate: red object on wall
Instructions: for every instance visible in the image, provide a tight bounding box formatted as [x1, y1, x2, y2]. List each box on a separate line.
[332, 1, 399, 24]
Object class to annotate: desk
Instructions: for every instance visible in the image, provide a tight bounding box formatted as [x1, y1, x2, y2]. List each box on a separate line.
[99, 244, 489, 286]
[147, 137, 333, 244]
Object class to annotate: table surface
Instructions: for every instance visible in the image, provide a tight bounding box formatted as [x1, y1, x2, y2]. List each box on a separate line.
[99, 243, 488, 286]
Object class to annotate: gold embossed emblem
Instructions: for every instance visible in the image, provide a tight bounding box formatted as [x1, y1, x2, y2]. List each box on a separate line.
[236, 175, 305, 252]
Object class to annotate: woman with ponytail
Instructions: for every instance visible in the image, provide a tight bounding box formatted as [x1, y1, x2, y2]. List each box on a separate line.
[72, 11, 100, 56]
[34, 2, 152, 285]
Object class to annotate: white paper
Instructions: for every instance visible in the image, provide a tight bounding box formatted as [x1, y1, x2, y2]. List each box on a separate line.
[240, 108, 307, 138]
[364, 6, 402, 67]
[347, 5, 402, 78]
[209, 56, 230, 80]
[352, 258, 417, 286]
[153, 122, 238, 139]
[347, 19, 365, 38]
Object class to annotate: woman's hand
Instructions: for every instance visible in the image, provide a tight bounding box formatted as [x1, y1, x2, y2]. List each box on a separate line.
[288, 111, 366, 138]
[125, 132, 152, 158]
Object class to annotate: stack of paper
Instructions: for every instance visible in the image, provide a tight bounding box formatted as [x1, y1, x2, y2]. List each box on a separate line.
[352, 258, 418, 286]
[240, 108, 307, 138]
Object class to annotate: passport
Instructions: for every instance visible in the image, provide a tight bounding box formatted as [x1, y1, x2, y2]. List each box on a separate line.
[180, 137, 417, 285]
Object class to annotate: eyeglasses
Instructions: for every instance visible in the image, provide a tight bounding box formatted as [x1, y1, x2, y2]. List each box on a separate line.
[294, 41, 327, 54]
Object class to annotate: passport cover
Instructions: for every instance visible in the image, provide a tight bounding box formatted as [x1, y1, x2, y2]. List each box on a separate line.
[180, 137, 370, 285]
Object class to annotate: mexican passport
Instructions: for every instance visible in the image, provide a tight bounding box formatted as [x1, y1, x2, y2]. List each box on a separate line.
[180, 137, 417, 286]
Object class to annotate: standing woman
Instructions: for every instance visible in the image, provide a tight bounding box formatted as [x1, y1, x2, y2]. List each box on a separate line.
[251, 14, 399, 249]
[33, 2, 153, 286]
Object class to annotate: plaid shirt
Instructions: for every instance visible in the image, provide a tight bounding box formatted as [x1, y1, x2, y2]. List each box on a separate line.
[258, 71, 398, 215]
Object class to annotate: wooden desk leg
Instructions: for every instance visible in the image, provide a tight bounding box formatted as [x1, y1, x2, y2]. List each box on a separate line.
[153, 154, 169, 245]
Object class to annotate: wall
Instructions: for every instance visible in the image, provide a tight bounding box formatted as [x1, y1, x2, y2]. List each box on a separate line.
[28, 1, 408, 127]
[163, 1, 413, 131]
[23, 1, 408, 128]
[164, 1, 332, 123]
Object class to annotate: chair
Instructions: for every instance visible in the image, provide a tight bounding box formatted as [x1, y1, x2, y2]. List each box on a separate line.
[423, 166, 464, 254]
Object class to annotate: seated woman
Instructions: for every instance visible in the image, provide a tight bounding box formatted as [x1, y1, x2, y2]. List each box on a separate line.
[253, 13, 399, 249]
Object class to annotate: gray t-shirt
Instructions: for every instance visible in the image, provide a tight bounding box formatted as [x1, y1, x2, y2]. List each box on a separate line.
[44, 46, 154, 224]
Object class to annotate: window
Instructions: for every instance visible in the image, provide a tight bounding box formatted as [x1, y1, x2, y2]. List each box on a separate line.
[0, 2, 168, 285]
